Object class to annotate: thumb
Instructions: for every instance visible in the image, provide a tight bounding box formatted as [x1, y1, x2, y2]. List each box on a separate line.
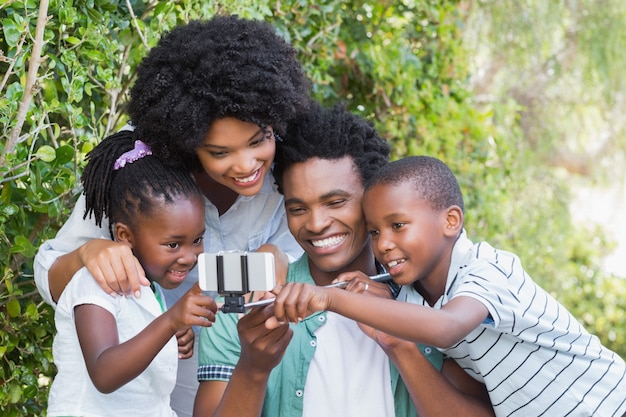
[190, 281, 202, 294]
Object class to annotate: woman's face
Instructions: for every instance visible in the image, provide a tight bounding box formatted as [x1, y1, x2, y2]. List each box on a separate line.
[196, 117, 276, 197]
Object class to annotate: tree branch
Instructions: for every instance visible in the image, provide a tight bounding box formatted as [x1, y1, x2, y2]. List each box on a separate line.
[0, 0, 50, 174]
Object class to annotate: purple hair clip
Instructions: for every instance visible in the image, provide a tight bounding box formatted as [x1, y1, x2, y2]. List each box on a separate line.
[114, 140, 153, 170]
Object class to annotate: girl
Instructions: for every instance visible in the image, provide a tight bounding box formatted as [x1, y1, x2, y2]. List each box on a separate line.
[35, 16, 311, 416]
[46, 131, 217, 416]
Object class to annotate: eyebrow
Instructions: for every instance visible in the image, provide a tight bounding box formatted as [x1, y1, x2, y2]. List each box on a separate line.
[284, 189, 351, 206]
[202, 126, 265, 150]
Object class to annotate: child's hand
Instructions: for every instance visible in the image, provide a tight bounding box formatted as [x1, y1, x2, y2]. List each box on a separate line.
[333, 271, 392, 299]
[265, 282, 330, 328]
[167, 282, 217, 332]
[78, 238, 150, 298]
[175, 327, 194, 359]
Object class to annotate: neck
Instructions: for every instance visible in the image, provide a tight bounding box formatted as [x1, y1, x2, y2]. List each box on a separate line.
[193, 170, 239, 215]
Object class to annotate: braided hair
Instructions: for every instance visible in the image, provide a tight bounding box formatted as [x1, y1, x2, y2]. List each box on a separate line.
[273, 103, 391, 194]
[128, 16, 312, 171]
[81, 130, 203, 238]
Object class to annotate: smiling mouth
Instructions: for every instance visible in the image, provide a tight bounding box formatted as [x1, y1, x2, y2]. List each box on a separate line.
[310, 234, 347, 248]
[387, 259, 406, 268]
[233, 168, 261, 184]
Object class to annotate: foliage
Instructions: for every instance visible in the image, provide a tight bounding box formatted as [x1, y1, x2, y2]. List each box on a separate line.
[1, 0, 625, 415]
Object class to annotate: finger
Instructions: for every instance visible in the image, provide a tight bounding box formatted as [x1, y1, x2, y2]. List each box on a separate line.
[88, 264, 120, 297]
[125, 256, 148, 298]
[270, 284, 284, 296]
[175, 328, 194, 345]
[265, 316, 283, 330]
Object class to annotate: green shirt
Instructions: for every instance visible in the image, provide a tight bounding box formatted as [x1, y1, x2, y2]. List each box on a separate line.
[197, 255, 443, 417]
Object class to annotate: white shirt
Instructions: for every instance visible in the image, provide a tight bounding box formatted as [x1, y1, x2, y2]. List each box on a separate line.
[303, 312, 395, 417]
[46, 268, 177, 417]
[399, 231, 626, 417]
[34, 171, 302, 311]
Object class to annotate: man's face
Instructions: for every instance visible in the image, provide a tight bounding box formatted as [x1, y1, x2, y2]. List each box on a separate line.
[282, 157, 371, 277]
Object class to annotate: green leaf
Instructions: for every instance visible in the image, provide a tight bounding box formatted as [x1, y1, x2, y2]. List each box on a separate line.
[36, 145, 56, 162]
[65, 36, 81, 45]
[2, 19, 21, 47]
[25, 303, 39, 320]
[2, 204, 19, 217]
[6, 299, 21, 318]
[10, 235, 36, 257]
[9, 383, 22, 404]
[55, 145, 75, 165]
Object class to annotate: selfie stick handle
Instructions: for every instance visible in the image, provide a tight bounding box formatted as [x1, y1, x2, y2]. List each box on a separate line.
[241, 272, 392, 310]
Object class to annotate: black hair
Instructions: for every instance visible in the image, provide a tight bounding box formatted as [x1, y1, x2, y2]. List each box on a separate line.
[273, 103, 390, 193]
[81, 130, 203, 238]
[127, 16, 312, 171]
[366, 155, 464, 212]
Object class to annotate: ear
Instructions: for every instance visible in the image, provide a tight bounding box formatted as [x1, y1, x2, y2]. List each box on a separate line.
[443, 206, 463, 237]
[113, 222, 134, 246]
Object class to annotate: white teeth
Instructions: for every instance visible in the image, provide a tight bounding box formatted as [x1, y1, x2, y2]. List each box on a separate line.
[387, 259, 405, 268]
[311, 234, 346, 248]
[234, 170, 258, 183]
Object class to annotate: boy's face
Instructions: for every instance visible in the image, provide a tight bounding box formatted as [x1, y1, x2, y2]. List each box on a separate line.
[196, 117, 276, 197]
[282, 157, 371, 278]
[363, 181, 451, 289]
[122, 197, 206, 290]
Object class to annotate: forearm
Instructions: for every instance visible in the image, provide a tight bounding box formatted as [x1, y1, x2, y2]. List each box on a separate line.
[327, 289, 458, 347]
[48, 249, 85, 303]
[388, 344, 494, 417]
[210, 364, 270, 417]
[87, 315, 176, 393]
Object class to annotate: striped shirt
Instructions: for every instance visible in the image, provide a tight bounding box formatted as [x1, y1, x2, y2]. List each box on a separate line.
[399, 231, 626, 417]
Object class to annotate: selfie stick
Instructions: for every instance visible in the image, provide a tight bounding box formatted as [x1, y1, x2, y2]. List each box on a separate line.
[240, 272, 392, 311]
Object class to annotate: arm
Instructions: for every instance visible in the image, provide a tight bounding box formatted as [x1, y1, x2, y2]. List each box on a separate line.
[270, 283, 489, 349]
[339, 275, 493, 416]
[34, 194, 149, 304]
[383, 338, 494, 416]
[193, 304, 293, 417]
[76, 282, 216, 393]
[49, 238, 147, 302]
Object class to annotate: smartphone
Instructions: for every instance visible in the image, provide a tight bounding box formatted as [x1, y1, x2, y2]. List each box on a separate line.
[198, 251, 275, 294]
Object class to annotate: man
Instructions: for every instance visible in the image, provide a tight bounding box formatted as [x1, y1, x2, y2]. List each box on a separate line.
[193, 103, 494, 417]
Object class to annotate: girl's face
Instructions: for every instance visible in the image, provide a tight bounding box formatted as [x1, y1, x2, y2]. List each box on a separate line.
[196, 117, 276, 197]
[124, 196, 206, 290]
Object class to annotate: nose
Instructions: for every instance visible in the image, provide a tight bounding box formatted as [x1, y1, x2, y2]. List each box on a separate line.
[375, 231, 395, 254]
[306, 208, 331, 234]
[232, 150, 257, 175]
[178, 247, 199, 267]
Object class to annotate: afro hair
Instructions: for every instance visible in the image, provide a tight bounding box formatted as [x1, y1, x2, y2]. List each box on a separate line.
[128, 16, 311, 171]
[273, 102, 390, 194]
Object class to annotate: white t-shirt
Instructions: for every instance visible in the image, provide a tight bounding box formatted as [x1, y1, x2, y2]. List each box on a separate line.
[303, 312, 395, 417]
[46, 268, 177, 417]
[399, 231, 626, 417]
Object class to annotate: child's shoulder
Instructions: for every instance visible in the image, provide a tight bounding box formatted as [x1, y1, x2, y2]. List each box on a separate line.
[57, 267, 119, 313]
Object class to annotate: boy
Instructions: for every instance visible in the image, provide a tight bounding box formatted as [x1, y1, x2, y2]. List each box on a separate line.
[270, 155, 626, 417]
[193, 109, 494, 416]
